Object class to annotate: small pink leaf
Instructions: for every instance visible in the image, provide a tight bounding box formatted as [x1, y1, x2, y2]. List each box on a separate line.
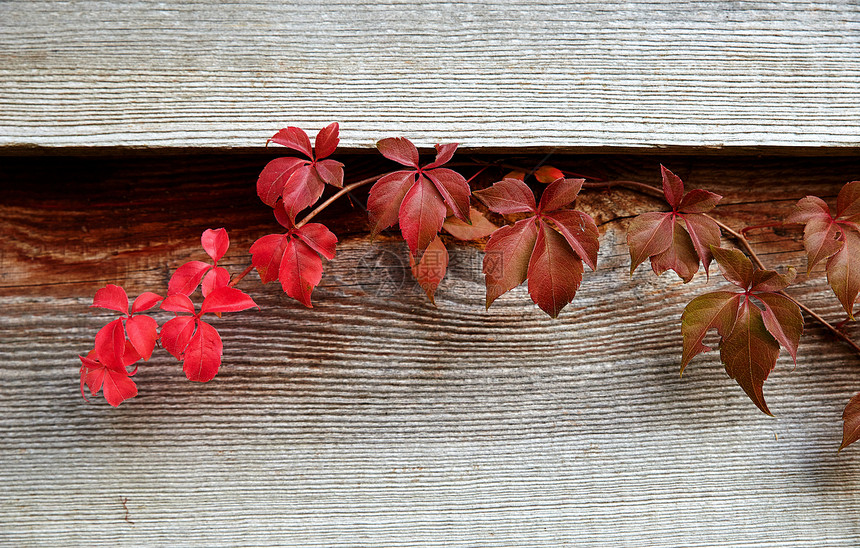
[131, 292, 163, 314]
[125, 315, 158, 361]
[160, 294, 196, 314]
[91, 285, 129, 314]
[182, 321, 223, 382]
[443, 208, 498, 240]
[201, 228, 229, 263]
[269, 127, 313, 158]
[537, 178, 583, 213]
[473, 178, 536, 214]
[314, 122, 340, 159]
[168, 261, 211, 296]
[661, 165, 685, 210]
[377, 137, 420, 168]
[201, 286, 259, 314]
[296, 223, 338, 260]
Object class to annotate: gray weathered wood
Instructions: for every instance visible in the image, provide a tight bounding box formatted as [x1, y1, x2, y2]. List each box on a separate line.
[2, 0, 860, 152]
[1, 155, 860, 545]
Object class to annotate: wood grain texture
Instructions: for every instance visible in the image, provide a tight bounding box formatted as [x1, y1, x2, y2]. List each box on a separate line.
[2, 0, 860, 152]
[2, 154, 860, 546]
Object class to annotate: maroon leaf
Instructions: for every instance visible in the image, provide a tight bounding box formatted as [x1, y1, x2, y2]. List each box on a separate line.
[91, 284, 129, 314]
[680, 291, 741, 372]
[256, 157, 305, 207]
[367, 171, 416, 236]
[442, 208, 498, 240]
[649, 221, 699, 282]
[840, 392, 860, 450]
[483, 219, 538, 308]
[544, 210, 599, 271]
[719, 299, 780, 415]
[168, 261, 211, 296]
[182, 321, 223, 382]
[314, 122, 340, 159]
[125, 315, 158, 361]
[678, 189, 722, 214]
[409, 235, 449, 304]
[424, 167, 471, 223]
[627, 212, 674, 274]
[825, 227, 860, 319]
[750, 267, 796, 293]
[201, 286, 259, 314]
[527, 222, 584, 318]
[424, 143, 458, 169]
[398, 175, 447, 258]
[711, 246, 754, 289]
[537, 177, 583, 213]
[837, 181, 860, 220]
[377, 137, 420, 167]
[681, 213, 721, 274]
[201, 228, 229, 263]
[473, 178, 536, 214]
[755, 292, 803, 364]
[802, 217, 843, 273]
[786, 195, 831, 224]
[661, 165, 685, 210]
[269, 126, 313, 158]
[314, 159, 344, 188]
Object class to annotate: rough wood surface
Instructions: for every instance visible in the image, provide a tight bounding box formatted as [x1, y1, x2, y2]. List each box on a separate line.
[2, 0, 860, 152]
[1, 154, 859, 546]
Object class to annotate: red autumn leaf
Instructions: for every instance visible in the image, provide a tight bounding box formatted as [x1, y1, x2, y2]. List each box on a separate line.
[201, 228, 229, 263]
[443, 208, 498, 240]
[840, 392, 860, 450]
[409, 235, 449, 304]
[260, 123, 344, 221]
[159, 287, 257, 381]
[89, 284, 163, 362]
[80, 342, 140, 407]
[250, 223, 337, 307]
[681, 247, 803, 415]
[368, 137, 471, 258]
[534, 166, 565, 184]
[475, 176, 599, 317]
[182, 321, 223, 382]
[201, 266, 230, 298]
[627, 166, 722, 281]
[786, 181, 860, 318]
[168, 260, 212, 296]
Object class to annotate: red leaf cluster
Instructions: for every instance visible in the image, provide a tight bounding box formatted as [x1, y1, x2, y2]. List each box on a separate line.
[786, 181, 860, 319]
[81, 285, 163, 407]
[628, 166, 722, 282]
[681, 247, 802, 415]
[168, 228, 231, 297]
[258, 123, 344, 222]
[474, 177, 599, 317]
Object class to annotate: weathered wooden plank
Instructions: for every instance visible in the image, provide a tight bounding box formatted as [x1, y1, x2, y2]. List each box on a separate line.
[1, 154, 860, 546]
[2, 0, 860, 152]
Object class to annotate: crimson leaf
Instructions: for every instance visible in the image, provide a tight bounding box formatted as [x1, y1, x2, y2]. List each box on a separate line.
[474, 176, 599, 317]
[628, 166, 722, 281]
[681, 247, 802, 415]
[409, 235, 448, 304]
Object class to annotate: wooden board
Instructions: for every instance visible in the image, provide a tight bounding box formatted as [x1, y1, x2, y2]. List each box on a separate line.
[2, 0, 860, 152]
[1, 154, 860, 546]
